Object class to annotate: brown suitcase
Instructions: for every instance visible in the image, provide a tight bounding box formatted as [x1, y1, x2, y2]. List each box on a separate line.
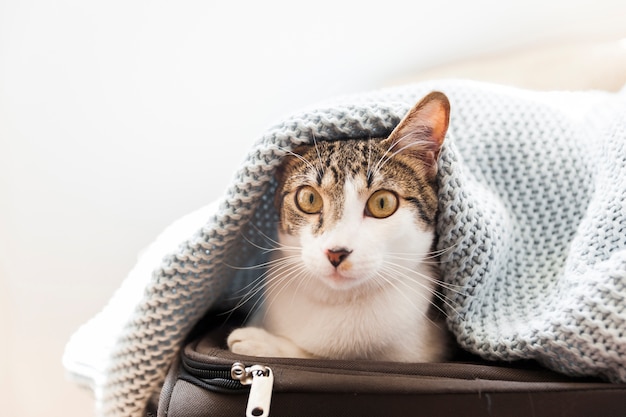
[149, 317, 626, 417]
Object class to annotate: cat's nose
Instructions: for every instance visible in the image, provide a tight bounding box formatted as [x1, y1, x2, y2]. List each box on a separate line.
[326, 247, 352, 268]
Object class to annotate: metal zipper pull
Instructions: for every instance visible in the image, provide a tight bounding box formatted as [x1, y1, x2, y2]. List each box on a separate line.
[231, 362, 274, 417]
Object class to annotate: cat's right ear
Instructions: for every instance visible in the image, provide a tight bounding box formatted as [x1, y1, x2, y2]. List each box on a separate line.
[382, 92, 450, 176]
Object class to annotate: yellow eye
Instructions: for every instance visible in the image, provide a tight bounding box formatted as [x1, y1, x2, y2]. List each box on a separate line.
[295, 186, 323, 214]
[366, 190, 399, 219]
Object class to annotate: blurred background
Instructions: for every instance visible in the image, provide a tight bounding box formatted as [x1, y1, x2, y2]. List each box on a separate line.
[1, 0, 625, 415]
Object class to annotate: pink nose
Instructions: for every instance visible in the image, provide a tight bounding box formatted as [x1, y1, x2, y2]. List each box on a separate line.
[326, 248, 352, 267]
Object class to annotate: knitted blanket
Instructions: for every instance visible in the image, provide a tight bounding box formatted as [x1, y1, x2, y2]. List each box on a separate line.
[64, 80, 626, 417]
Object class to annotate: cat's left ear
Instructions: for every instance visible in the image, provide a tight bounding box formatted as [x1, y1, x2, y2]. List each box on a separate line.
[383, 91, 450, 176]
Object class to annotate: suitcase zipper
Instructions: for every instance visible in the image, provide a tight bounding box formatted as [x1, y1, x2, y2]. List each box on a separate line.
[231, 362, 274, 417]
[182, 358, 275, 416]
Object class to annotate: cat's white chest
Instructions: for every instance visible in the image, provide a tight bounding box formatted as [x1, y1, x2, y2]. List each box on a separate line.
[260, 265, 435, 361]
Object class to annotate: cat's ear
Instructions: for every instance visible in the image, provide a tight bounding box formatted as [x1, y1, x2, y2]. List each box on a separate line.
[382, 91, 450, 176]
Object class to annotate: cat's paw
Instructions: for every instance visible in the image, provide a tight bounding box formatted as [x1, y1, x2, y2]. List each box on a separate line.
[227, 327, 312, 358]
[227, 327, 285, 357]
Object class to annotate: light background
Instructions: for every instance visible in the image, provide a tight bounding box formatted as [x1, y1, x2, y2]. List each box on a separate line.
[1, 1, 625, 415]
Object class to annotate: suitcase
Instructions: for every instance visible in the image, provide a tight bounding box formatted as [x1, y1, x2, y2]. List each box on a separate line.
[148, 316, 626, 417]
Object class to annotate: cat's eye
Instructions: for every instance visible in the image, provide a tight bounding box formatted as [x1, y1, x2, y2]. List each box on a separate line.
[295, 186, 323, 214]
[366, 190, 399, 219]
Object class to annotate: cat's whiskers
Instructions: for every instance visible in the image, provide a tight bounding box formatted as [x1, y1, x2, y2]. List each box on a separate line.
[374, 271, 423, 311]
[385, 243, 460, 265]
[227, 223, 309, 320]
[365, 140, 374, 182]
[238, 224, 302, 254]
[373, 270, 444, 329]
[385, 254, 440, 265]
[381, 261, 463, 318]
[422, 243, 460, 259]
[276, 145, 324, 183]
[312, 135, 325, 183]
[226, 255, 301, 272]
[224, 230, 300, 291]
[222, 267, 287, 320]
[286, 264, 315, 309]
[228, 254, 302, 295]
[382, 260, 467, 296]
[225, 254, 304, 321]
[387, 258, 454, 267]
[261, 262, 312, 322]
[379, 271, 451, 321]
[368, 135, 398, 181]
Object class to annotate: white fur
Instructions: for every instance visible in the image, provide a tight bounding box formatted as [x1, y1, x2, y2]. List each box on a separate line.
[228, 178, 447, 362]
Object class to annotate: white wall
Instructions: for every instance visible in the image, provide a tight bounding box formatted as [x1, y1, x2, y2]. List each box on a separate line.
[1, 1, 625, 415]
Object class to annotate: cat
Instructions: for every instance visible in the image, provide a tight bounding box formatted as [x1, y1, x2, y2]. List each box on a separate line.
[227, 92, 451, 362]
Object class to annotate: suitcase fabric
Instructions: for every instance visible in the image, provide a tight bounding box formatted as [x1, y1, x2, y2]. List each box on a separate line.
[149, 320, 626, 417]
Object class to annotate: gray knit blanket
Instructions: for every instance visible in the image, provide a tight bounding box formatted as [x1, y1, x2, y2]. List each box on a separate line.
[64, 80, 626, 417]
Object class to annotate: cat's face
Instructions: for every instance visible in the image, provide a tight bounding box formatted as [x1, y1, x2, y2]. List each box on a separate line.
[274, 92, 450, 295]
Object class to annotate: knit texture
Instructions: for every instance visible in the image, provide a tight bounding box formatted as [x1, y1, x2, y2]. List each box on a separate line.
[70, 80, 626, 416]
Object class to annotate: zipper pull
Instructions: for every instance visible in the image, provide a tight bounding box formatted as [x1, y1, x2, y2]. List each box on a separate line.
[231, 362, 274, 417]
